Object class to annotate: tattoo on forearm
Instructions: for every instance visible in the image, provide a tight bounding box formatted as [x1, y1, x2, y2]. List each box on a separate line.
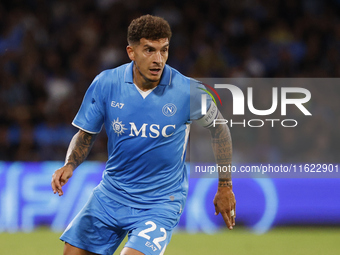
[65, 130, 97, 170]
[209, 112, 232, 182]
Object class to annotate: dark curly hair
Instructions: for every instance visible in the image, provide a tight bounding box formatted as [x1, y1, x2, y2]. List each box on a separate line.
[127, 15, 172, 44]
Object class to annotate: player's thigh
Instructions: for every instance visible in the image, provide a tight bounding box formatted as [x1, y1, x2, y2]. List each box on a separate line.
[64, 242, 99, 255]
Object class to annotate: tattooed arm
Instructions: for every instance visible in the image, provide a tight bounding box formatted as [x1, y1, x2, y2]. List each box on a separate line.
[208, 111, 236, 230]
[51, 130, 97, 196]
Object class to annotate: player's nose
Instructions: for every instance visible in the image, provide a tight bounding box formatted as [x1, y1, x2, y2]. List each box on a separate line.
[153, 51, 162, 64]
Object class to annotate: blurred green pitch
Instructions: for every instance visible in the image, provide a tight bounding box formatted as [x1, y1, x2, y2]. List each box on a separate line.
[0, 227, 339, 255]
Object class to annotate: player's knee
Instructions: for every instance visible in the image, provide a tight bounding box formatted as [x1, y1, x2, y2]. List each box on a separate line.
[63, 242, 70, 255]
[63, 242, 97, 255]
[63, 243, 78, 255]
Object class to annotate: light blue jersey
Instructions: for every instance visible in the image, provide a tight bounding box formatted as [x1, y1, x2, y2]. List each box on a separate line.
[72, 61, 211, 211]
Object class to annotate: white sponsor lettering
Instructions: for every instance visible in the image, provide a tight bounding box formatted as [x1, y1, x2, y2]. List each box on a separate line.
[128, 122, 176, 138]
[129, 123, 148, 137]
[162, 125, 176, 137]
[149, 124, 160, 138]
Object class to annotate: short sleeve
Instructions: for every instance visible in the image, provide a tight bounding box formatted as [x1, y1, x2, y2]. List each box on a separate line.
[72, 75, 105, 134]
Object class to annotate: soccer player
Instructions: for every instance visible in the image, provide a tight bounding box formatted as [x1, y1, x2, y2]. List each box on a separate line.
[51, 15, 235, 255]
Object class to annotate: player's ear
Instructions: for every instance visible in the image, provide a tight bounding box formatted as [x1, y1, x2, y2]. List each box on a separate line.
[126, 45, 135, 61]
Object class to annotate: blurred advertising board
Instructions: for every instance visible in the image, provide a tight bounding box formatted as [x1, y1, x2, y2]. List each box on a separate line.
[0, 161, 339, 233]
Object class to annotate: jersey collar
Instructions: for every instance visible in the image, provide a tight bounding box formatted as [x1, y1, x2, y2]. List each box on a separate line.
[124, 61, 172, 86]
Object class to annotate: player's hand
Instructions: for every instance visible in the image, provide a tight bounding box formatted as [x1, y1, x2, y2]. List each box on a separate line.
[213, 186, 236, 230]
[51, 165, 73, 196]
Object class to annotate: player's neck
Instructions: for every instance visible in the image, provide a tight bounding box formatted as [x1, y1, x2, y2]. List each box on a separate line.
[133, 65, 159, 91]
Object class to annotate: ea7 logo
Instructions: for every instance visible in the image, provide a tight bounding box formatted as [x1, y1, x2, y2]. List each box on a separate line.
[145, 241, 157, 252]
[129, 122, 176, 138]
[111, 101, 124, 109]
[202, 85, 312, 116]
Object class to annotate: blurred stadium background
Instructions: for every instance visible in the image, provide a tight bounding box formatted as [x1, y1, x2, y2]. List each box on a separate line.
[1, 0, 340, 254]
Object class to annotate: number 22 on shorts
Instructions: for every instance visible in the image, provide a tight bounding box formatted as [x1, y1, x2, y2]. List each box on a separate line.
[138, 221, 167, 254]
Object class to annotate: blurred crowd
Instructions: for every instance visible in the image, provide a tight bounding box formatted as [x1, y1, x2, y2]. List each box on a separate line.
[1, 0, 339, 162]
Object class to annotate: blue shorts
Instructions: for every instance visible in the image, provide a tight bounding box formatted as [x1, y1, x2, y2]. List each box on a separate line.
[60, 188, 182, 255]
